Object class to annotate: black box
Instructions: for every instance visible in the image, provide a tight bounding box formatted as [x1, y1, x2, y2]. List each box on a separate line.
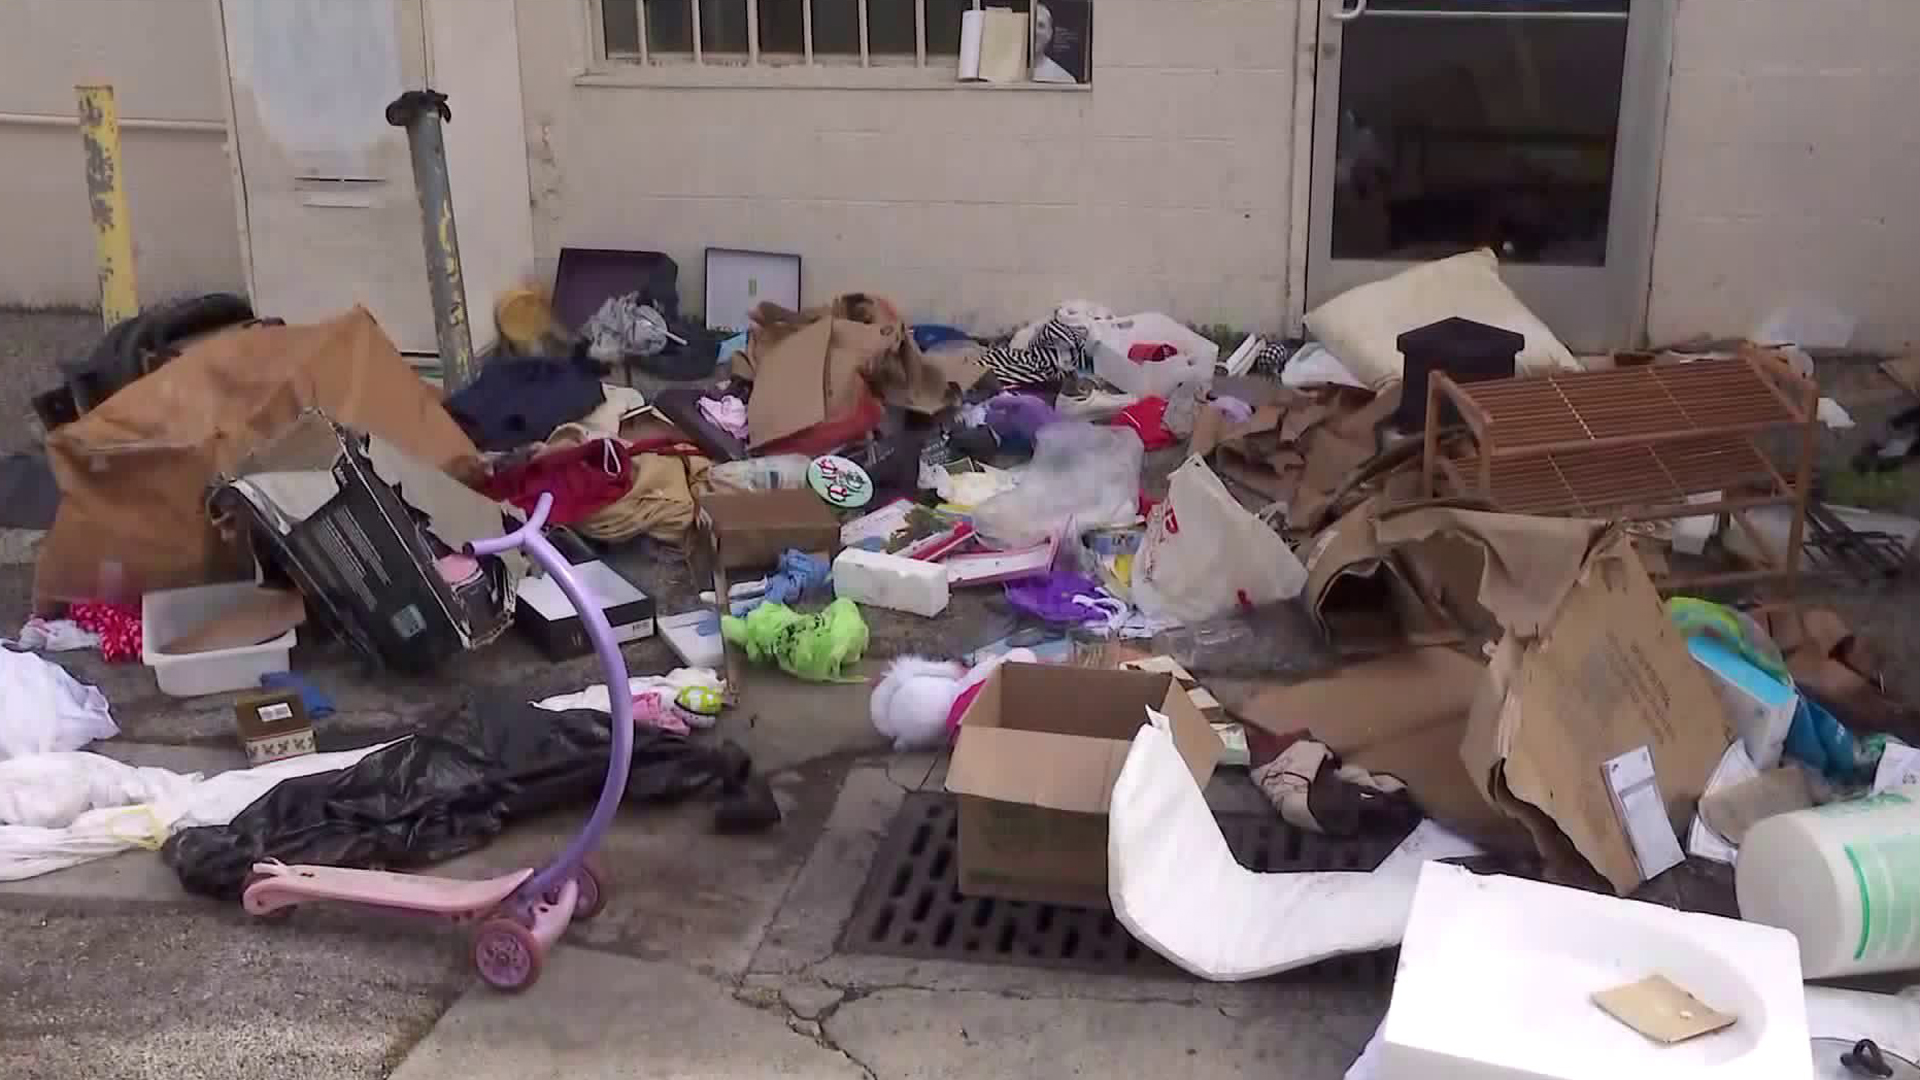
[515, 559, 655, 661]
[216, 411, 518, 673]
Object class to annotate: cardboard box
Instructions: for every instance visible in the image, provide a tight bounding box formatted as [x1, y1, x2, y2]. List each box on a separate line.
[217, 412, 519, 673]
[233, 690, 313, 765]
[699, 489, 841, 570]
[514, 560, 655, 660]
[1402, 509, 1737, 895]
[945, 663, 1221, 908]
[1300, 498, 1460, 650]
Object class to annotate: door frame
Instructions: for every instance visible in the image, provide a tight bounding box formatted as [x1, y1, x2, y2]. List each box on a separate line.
[1293, 0, 1673, 351]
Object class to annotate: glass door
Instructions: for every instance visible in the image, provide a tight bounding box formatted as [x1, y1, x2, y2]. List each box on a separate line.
[1307, 0, 1672, 351]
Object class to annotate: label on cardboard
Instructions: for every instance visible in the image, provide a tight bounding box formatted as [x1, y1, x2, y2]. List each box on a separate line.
[1604, 745, 1685, 880]
[256, 702, 294, 723]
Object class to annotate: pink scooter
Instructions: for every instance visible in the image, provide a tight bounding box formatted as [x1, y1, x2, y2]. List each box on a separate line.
[241, 493, 632, 992]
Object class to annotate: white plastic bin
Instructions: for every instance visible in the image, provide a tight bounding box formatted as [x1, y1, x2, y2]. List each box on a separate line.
[142, 582, 297, 697]
[1086, 313, 1219, 399]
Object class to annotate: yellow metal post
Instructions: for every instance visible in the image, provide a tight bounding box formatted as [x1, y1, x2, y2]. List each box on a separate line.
[75, 84, 139, 326]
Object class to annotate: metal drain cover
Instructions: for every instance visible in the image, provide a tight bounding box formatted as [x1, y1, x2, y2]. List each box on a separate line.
[840, 792, 1407, 982]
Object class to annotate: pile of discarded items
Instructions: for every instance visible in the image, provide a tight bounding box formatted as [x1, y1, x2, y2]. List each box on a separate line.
[5, 244, 1920, 1071]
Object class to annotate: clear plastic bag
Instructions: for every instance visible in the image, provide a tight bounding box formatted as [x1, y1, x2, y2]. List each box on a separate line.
[1157, 601, 1338, 678]
[971, 422, 1145, 549]
[707, 454, 813, 492]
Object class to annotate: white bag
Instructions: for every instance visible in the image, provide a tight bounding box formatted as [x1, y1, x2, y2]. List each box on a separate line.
[0, 752, 197, 828]
[1132, 457, 1308, 624]
[0, 649, 117, 761]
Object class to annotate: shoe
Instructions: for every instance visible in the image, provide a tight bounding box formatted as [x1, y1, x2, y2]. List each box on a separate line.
[1055, 380, 1138, 421]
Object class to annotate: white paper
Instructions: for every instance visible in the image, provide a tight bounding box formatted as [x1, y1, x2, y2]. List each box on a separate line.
[1282, 342, 1368, 390]
[1873, 743, 1920, 795]
[1107, 709, 1480, 982]
[1604, 745, 1685, 880]
[1817, 397, 1856, 430]
[957, 8, 984, 80]
[1688, 742, 1760, 865]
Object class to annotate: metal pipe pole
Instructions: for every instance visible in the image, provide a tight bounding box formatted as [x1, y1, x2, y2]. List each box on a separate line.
[75, 85, 139, 326]
[385, 89, 476, 395]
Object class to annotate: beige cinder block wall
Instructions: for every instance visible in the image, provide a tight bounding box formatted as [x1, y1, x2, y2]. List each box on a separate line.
[515, 0, 1303, 334]
[1649, 0, 1920, 352]
[0, 0, 244, 308]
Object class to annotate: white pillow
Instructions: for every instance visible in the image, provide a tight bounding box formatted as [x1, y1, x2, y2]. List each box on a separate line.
[1303, 248, 1579, 391]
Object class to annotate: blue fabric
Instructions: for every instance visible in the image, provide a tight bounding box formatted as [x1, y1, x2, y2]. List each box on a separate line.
[259, 671, 336, 720]
[1783, 695, 1885, 784]
[731, 549, 834, 615]
[911, 325, 972, 351]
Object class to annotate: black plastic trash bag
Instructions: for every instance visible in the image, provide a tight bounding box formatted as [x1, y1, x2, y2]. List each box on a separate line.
[162, 699, 779, 899]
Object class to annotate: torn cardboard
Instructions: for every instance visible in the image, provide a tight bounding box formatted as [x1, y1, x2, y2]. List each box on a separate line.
[1432, 512, 1735, 895]
[733, 294, 952, 449]
[946, 663, 1220, 908]
[1237, 648, 1522, 846]
[161, 588, 306, 655]
[1300, 499, 1459, 650]
[37, 307, 479, 609]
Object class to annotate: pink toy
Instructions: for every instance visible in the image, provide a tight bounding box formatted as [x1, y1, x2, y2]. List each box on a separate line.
[241, 493, 628, 993]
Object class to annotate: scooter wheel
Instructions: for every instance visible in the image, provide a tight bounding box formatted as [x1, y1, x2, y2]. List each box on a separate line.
[572, 858, 606, 921]
[473, 919, 542, 992]
[242, 872, 294, 923]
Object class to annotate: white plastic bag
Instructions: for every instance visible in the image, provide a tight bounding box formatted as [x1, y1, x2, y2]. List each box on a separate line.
[0, 752, 198, 828]
[971, 422, 1144, 550]
[1132, 457, 1308, 624]
[0, 649, 117, 761]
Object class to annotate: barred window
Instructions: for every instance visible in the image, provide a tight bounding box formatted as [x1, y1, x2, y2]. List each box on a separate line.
[603, 0, 1028, 64]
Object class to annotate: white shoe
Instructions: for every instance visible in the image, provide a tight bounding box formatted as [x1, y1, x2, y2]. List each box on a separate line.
[1056, 386, 1138, 421]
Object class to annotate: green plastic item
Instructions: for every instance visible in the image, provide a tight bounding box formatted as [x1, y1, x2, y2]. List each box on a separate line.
[1667, 597, 1791, 683]
[721, 598, 870, 682]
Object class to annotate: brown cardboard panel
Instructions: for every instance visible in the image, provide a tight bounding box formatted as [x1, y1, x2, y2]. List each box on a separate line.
[1459, 534, 1734, 894]
[160, 588, 305, 655]
[1593, 975, 1737, 1044]
[1238, 648, 1521, 844]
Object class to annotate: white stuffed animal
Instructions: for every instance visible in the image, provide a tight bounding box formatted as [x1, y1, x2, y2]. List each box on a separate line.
[869, 649, 1038, 751]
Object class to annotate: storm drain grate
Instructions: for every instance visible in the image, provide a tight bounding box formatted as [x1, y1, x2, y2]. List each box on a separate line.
[840, 792, 1408, 983]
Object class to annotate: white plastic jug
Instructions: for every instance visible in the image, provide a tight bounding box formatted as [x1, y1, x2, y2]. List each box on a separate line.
[1737, 787, 1920, 978]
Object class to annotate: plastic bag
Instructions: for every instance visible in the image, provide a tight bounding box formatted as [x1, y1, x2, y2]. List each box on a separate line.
[1132, 456, 1308, 624]
[971, 422, 1144, 549]
[0, 752, 197, 828]
[0, 649, 117, 761]
[708, 454, 812, 492]
[162, 699, 778, 899]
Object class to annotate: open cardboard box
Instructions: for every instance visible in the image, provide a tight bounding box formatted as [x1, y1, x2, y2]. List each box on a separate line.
[946, 663, 1221, 908]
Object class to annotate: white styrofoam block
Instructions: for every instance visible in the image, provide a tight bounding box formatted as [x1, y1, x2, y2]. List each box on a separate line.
[832, 548, 950, 617]
[1381, 863, 1810, 1080]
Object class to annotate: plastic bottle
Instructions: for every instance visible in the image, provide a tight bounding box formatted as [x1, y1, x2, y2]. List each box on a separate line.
[1737, 787, 1920, 978]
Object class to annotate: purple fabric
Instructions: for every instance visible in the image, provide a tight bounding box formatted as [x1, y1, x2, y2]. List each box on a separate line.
[985, 393, 1060, 446]
[1004, 572, 1115, 624]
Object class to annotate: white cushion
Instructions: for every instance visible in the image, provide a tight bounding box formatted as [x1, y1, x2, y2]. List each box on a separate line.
[1304, 248, 1579, 391]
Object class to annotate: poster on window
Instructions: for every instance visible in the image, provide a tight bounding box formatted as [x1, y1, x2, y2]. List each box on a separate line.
[1030, 0, 1090, 85]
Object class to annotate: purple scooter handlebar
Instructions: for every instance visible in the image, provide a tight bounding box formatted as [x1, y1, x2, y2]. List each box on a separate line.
[465, 493, 634, 907]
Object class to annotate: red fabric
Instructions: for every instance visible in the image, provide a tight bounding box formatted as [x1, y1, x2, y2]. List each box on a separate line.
[1128, 343, 1177, 363]
[1108, 396, 1177, 450]
[71, 601, 141, 663]
[479, 438, 635, 525]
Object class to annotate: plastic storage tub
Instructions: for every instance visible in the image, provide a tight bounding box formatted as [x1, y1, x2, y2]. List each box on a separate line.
[142, 582, 297, 697]
[1086, 313, 1218, 399]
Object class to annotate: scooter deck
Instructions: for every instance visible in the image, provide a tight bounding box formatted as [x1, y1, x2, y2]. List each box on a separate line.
[245, 863, 534, 916]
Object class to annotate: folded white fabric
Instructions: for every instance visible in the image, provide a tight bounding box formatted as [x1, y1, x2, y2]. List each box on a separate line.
[1108, 708, 1478, 982]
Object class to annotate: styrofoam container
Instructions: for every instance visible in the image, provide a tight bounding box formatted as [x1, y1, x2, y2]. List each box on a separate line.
[1381, 862, 1810, 1079]
[142, 582, 297, 697]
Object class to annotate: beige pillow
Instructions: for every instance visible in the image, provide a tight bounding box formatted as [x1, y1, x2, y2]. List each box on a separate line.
[1303, 249, 1579, 391]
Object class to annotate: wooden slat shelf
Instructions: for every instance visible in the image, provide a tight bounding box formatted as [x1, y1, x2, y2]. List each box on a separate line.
[1422, 351, 1820, 591]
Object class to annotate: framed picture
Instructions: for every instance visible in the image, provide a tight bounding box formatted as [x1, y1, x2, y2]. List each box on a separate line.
[1030, 0, 1091, 85]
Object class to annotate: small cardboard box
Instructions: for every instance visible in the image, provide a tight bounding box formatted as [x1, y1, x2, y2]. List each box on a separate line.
[699, 489, 841, 570]
[515, 560, 655, 660]
[233, 689, 313, 765]
[945, 663, 1221, 908]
